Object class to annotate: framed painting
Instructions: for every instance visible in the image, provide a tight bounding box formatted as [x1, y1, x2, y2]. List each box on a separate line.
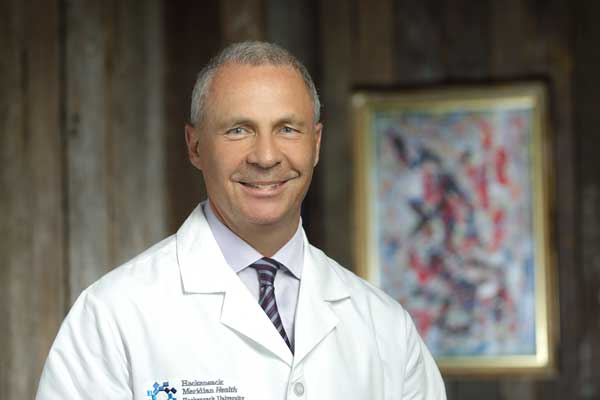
[352, 84, 558, 376]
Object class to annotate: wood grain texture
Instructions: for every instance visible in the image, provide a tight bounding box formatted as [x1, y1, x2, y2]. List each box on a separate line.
[454, 381, 500, 400]
[221, 0, 266, 44]
[354, 0, 395, 84]
[442, 0, 491, 80]
[573, 0, 600, 398]
[394, 0, 490, 83]
[163, 0, 220, 231]
[105, 0, 168, 265]
[65, 0, 112, 300]
[66, 0, 169, 301]
[394, 0, 446, 83]
[266, 0, 318, 74]
[318, 0, 354, 267]
[0, 0, 64, 398]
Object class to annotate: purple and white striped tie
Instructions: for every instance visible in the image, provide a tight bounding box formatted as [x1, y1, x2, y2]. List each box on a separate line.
[251, 257, 293, 353]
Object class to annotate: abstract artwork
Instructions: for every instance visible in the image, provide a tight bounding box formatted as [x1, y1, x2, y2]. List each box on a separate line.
[352, 85, 557, 375]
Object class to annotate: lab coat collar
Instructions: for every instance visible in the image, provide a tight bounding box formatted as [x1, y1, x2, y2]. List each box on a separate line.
[176, 204, 352, 366]
[177, 205, 293, 364]
[177, 203, 230, 293]
[176, 204, 351, 300]
[301, 232, 351, 302]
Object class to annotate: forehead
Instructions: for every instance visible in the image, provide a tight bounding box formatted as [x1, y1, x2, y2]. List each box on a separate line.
[211, 62, 305, 88]
[206, 63, 312, 112]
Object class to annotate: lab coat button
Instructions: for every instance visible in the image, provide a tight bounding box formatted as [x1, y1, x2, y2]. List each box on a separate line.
[293, 382, 305, 396]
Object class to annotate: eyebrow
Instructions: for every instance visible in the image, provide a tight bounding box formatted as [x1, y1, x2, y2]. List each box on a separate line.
[275, 115, 307, 128]
[219, 115, 308, 129]
[222, 117, 255, 128]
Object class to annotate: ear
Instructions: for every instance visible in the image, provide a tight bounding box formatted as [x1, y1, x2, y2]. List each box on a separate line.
[313, 122, 323, 167]
[185, 124, 204, 171]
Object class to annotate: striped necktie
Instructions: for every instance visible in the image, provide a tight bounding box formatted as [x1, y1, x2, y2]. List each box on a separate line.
[251, 257, 293, 353]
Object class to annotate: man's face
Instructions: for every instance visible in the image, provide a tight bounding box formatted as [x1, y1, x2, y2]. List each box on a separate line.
[186, 63, 322, 235]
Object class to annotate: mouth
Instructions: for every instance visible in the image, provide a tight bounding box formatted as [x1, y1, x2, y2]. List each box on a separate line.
[237, 178, 293, 196]
[239, 180, 287, 189]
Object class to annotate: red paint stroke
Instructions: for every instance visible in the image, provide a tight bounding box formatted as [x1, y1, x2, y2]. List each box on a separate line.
[495, 147, 509, 185]
[479, 120, 493, 151]
[491, 208, 506, 251]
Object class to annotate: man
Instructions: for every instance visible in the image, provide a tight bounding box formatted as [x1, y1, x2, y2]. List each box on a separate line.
[36, 41, 446, 399]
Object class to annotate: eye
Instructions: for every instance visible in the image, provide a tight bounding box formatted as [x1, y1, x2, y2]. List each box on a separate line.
[228, 127, 246, 135]
[225, 126, 250, 138]
[280, 126, 298, 134]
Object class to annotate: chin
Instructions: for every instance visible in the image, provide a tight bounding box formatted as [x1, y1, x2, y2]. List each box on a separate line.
[243, 212, 287, 226]
[239, 205, 295, 227]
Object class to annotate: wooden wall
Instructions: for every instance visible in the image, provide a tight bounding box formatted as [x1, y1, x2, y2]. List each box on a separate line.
[1, 1, 64, 396]
[1, 0, 599, 399]
[574, 0, 600, 397]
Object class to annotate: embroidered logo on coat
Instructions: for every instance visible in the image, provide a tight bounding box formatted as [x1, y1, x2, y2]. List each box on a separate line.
[147, 381, 177, 400]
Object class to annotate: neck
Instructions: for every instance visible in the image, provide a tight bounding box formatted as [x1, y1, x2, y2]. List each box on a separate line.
[209, 201, 299, 257]
[238, 220, 298, 257]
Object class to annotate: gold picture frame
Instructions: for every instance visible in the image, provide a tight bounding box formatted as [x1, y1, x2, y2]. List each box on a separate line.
[352, 84, 558, 376]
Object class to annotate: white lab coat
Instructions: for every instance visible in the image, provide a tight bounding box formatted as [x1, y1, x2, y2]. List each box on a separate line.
[36, 204, 446, 400]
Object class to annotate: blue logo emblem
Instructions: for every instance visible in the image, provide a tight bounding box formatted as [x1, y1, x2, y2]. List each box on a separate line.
[147, 381, 177, 400]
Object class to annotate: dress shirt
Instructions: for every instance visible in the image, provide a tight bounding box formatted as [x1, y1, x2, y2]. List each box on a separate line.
[202, 200, 303, 346]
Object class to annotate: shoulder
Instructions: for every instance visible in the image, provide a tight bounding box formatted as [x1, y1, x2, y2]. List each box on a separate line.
[34, 238, 179, 399]
[308, 244, 412, 326]
[84, 234, 179, 306]
[309, 244, 447, 398]
[85, 202, 213, 300]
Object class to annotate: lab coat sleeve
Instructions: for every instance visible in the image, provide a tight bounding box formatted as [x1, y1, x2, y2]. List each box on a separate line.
[36, 290, 133, 400]
[400, 308, 446, 400]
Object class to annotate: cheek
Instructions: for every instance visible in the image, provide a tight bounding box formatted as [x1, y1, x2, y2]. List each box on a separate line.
[201, 143, 238, 176]
[288, 142, 319, 171]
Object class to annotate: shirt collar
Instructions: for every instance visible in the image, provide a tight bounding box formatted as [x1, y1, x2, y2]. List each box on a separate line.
[202, 200, 303, 279]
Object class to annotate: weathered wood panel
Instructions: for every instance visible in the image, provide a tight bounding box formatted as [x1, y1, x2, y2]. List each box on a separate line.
[0, 0, 65, 398]
[573, 0, 600, 399]
[442, 0, 491, 80]
[163, 0, 220, 230]
[221, 0, 266, 43]
[318, 0, 354, 267]
[106, 1, 168, 265]
[65, 0, 112, 300]
[453, 381, 500, 400]
[66, 0, 169, 301]
[354, 0, 395, 84]
[266, 0, 318, 75]
[394, 0, 446, 83]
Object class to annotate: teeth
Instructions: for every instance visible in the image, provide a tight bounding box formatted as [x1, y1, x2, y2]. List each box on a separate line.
[245, 182, 280, 189]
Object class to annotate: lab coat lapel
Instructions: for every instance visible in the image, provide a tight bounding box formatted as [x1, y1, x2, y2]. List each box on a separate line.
[220, 280, 293, 366]
[176, 204, 293, 366]
[293, 237, 351, 366]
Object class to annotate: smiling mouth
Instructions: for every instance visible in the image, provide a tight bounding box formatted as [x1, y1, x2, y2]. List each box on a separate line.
[241, 182, 284, 189]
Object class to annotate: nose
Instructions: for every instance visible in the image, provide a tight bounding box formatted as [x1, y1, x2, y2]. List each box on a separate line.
[247, 132, 282, 168]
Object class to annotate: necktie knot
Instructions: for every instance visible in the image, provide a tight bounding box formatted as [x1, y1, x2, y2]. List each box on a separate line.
[251, 257, 281, 288]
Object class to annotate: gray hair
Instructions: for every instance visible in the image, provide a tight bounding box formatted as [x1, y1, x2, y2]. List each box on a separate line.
[190, 41, 321, 125]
